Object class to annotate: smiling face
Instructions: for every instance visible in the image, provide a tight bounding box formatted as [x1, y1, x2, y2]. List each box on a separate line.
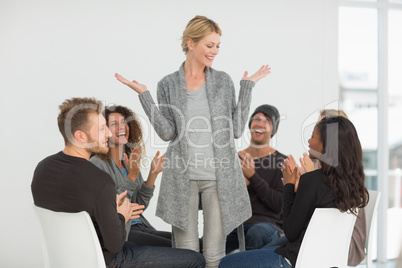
[250, 112, 273, 146]
[85, 112, 111, 154]
[308, 125, 323, 160]
[107, 112, 129, 147]
[188, 32, 220, 67]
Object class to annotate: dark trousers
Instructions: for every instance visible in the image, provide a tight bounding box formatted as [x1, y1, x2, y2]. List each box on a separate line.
[108, 241, 205, 268]
[128, 224, 172, 247]
[225, 222, 280, 254]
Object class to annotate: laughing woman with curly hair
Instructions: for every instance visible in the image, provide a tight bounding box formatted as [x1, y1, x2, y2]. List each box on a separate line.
[90, 105, 171, 247]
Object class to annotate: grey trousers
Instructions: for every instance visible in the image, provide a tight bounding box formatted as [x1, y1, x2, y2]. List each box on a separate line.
[172, 180, 225, 268]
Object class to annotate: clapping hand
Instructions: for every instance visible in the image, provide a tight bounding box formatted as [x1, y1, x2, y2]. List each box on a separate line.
[130, 203, 145, 220]
[125, 147, 142, 182]
[145, 150, 166, 188]
[300, 152, 315, 175]
[238, 151, 255, 186]
[281, 155, 301, 192]
[238, 151, 255, 179]
[150, 150, 166, 175]
[116, 191, 132, 223]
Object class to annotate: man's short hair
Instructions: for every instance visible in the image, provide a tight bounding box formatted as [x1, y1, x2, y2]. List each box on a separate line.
[57, 97, 104, 145]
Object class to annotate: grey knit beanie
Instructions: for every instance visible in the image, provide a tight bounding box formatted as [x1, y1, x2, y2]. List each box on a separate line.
[248, 104, 280, 137]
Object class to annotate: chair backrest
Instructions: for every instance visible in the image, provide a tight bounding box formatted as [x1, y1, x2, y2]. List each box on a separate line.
[364, 190, 381, 268]
[295, 208, 357, 268]
[33, 205, 105, 268]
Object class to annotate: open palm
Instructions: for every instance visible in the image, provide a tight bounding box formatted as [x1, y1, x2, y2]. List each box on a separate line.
[242, 65, 271, 83]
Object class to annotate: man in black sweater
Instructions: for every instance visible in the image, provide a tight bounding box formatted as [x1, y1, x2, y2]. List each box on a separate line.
[31, 97, 205, 268]
[226, 104, 286, 253]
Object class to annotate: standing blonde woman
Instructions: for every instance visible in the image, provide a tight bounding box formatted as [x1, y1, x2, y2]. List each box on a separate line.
[115, 15, 271, 267]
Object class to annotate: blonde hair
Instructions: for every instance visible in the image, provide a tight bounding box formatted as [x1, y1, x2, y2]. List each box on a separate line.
[319, 109, 348, 120]
[181, 15, 222, 54]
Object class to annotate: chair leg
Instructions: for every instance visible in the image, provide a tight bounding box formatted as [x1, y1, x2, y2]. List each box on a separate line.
[366, 252, 372, 268]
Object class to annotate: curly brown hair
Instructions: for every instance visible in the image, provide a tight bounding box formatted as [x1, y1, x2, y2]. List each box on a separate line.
[96, 105, 145, 161]
[316, 116, 369, 214]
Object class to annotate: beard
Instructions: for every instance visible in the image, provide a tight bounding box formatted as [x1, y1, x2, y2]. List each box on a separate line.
[85, 134, 109, 155]
[251, 139, 269, 146]
[250, 135, 270, 148]
[86, 145, 108, 155]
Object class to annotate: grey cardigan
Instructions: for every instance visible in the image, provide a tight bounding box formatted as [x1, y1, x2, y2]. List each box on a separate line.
[139, 63, 253, 235]
[90, 156, 155, 239]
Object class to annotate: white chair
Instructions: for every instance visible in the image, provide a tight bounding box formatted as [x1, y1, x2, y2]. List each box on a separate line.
[363, 190, 381, 268]
[33, 205, 105, 268]
[295, 208, 357, 268]
[397, 243, 402, 268]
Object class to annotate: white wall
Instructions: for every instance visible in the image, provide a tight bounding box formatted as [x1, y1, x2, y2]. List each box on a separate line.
[0, 0, 338, 266]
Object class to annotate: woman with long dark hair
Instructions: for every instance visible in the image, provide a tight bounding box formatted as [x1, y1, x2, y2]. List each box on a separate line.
[219, 116, 369, 268]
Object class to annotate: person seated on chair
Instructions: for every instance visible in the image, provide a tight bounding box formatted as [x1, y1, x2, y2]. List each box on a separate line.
[218, 116, 369, 268]
[31, 97, 205, 268]
[90, 105, 172, 247]
[303, 109, 366, 267]
[225, 104, 286, 253]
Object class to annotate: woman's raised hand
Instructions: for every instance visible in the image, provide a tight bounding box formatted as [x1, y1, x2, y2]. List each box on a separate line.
[145, 151, 166, 188]
[242, 65, 271, 83]
[115, 73, 148, 94]
[151, 151, 166, 175]
[125, 147, 142, 182]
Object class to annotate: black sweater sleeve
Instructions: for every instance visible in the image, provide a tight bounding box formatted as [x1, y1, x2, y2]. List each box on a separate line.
[93, 181, 126, 255]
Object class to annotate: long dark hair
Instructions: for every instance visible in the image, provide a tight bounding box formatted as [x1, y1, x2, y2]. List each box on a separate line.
[96, 105, 145, 161]
[316, 116, 368, 214]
